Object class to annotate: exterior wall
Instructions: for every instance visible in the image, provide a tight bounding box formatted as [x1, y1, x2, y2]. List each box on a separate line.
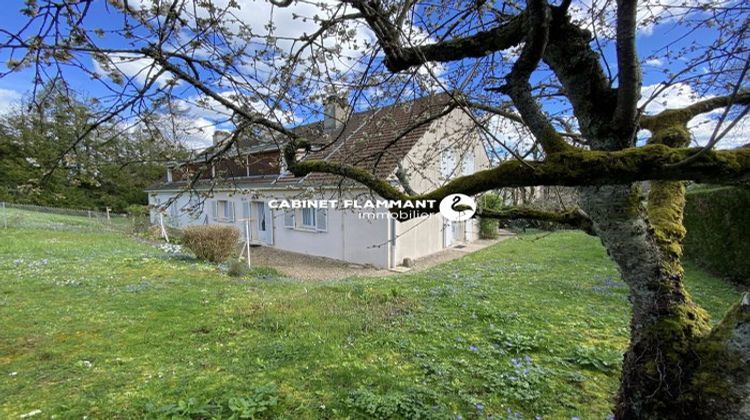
[388, 108, 489, 264]
[393, 214, 444, 264]
[147, 108, 491, 269]
[148, 189, 391, 268]
[270, 205, 389, 267]
[398, 108, 490, 194]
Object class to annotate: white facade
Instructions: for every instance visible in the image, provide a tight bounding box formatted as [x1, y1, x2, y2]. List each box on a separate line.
[147, 107, 489, 269]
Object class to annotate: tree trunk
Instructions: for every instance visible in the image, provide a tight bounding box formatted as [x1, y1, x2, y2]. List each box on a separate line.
[581, 183, 750, 418]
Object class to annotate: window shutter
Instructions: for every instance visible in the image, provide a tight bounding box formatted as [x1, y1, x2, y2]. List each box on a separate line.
[284, 209, 294, 228]
[211, 200, 217, 220]
[242, 202, 250, 219]
[316, 209, 327, 232]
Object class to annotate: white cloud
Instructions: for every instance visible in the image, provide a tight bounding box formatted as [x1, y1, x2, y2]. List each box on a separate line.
[640, 83, 750, 149]
[569, 0, 723, 37]
[486, 114, 535, 160]
[644, 58, 663, 67]
[180, 116, 216, 149]
[0, 88, 22, 114]
[92, 53, 176, 87]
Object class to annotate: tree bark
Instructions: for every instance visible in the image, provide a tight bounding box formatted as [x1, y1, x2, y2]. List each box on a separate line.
[580, 118, 750, 418]
[580, 183, 711, 418]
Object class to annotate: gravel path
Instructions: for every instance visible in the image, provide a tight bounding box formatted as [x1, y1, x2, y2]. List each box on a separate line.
[248, 231, 514, 281]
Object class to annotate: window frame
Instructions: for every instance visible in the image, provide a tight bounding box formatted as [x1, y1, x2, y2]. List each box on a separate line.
[300, 207, 316, 229]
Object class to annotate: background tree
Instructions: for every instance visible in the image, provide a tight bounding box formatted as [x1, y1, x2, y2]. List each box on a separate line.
[0, 82, 184, 211]
[1, 0, 749, 417]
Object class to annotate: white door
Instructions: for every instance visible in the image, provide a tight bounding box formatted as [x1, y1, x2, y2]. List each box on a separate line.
[443, 220, 454, 247]
[254, 201, 273, 245]
[452, 222, 461, 243]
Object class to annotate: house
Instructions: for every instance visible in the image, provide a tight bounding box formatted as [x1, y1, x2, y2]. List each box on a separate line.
[145, 93, 490, 269]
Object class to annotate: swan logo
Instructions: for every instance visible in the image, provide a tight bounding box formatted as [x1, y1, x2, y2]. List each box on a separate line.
[439, 194, 477, 222]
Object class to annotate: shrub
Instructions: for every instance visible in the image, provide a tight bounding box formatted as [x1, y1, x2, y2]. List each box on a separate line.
[683, 185, 750, 285]
[478, 192, 502, 239]
[126, 204, 148, 217]
[143, 225, 183, 243]
[182, 225, 239, 263]
[226, 257, 250, 277]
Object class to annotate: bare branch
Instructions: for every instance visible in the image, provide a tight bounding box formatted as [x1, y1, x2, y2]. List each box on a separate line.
[496, 0, 570, 154]
[613, 0, 641, 141]
[349, 0, 526, 72]
[479, 206, 595, 235]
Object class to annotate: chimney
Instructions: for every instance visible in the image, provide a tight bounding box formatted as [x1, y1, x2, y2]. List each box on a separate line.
[323, 95, 349, 131]
[213, 130, 230, 145]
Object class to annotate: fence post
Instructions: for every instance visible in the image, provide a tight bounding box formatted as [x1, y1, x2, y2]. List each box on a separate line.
[2, 202, 6, 229]
[106, 207, 111, 224]
[159, 212, 170, 243]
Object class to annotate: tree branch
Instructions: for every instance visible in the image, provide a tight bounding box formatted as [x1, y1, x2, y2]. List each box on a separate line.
[497, 0, 570, 154]
[289, 145, 750, 215]
[479, 206, 595, 235]
[613, 0, 641, 141]
[349, 0, 526, 72]
[640, 90, 750, 132]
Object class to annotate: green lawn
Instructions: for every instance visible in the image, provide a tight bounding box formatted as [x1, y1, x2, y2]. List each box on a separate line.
[0, 215, 741, 419]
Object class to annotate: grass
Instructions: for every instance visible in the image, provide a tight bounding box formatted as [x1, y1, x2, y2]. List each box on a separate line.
[0, 210, 742, 419]
[1, 207, 132, 231]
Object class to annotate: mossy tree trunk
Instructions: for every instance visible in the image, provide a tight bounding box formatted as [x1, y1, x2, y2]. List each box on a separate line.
[580, 121, 750, 418]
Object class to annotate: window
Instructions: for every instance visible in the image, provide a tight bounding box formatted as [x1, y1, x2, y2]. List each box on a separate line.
[212, 200, 235, 222]
[284, 208, 327, 231]
[461, 151, 475, 176]
[440, 148, 457, 179]
[257, 202, 267, 231]
[301, 208, 316, 228]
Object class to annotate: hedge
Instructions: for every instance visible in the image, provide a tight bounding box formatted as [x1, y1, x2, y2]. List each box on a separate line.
[478, 193, 502, 239]
[682, 186, 750, 285]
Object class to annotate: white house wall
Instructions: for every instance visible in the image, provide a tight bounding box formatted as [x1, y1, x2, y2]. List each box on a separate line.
[393, 214, 444, 264]
[398, 108, 491, 195]
[149, 189, 391, 268]
[389, 108, 489, 262]
[147, 108, 490, 269]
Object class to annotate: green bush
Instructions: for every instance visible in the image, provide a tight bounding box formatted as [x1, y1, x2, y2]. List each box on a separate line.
[478, 192, 502, 239]
[182, 225, 240, 263]
[226, 257, 250, 277]
[126, 204, 148, 217]
[683, 186, 750, 285]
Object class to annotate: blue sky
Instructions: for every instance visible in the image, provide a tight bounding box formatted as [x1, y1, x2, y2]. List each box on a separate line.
[0, 0, 746, 149]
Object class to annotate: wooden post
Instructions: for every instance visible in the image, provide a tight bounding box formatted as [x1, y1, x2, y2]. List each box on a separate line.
[159, 212, 170, 243]
[245, 219, 251, 269]
[2, 202, 6, 229]
[106, 207, 111, 223]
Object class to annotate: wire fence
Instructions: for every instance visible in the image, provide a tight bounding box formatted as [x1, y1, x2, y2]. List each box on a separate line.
[0, 201, 150, 234]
